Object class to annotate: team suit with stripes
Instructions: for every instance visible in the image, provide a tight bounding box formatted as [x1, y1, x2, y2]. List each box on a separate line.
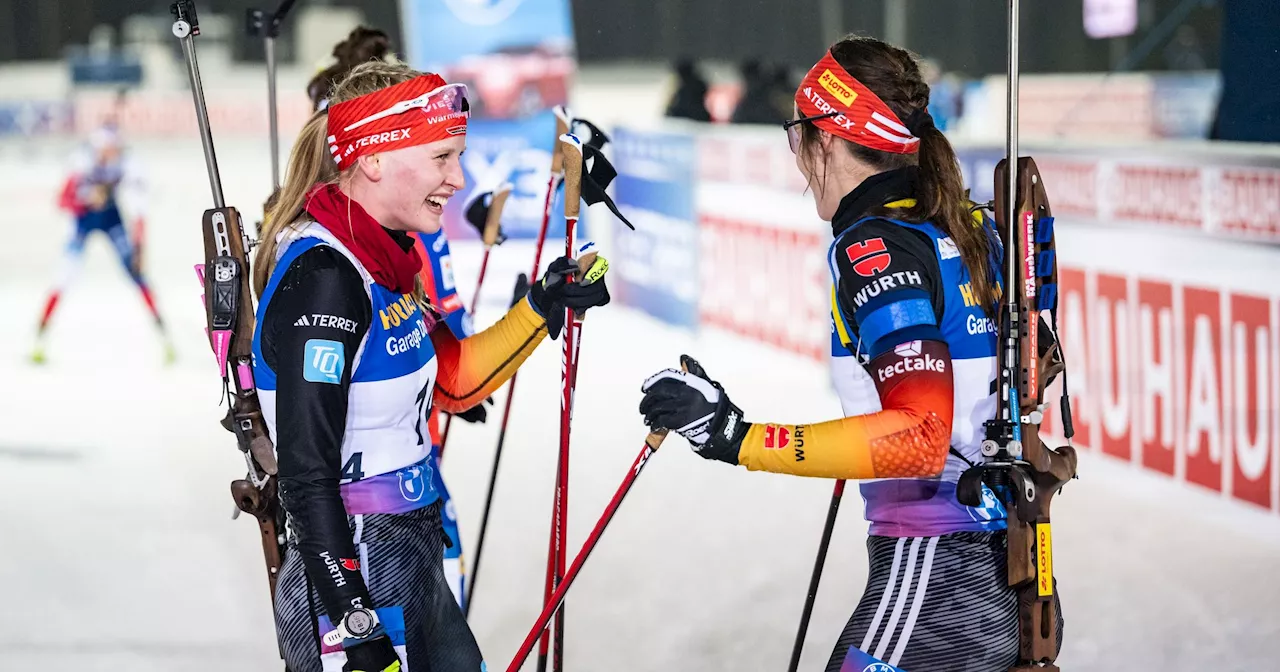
[251, 209, 594, 671]
[641, 167, 1063, 671]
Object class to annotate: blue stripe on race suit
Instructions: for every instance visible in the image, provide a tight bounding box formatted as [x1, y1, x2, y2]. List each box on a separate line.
[430, 451, 463, 560]
[252, 237, 326, 391]
[867, 324, 946, 360]
[855, 295, 937, 354]
[416, 229, 472, 340]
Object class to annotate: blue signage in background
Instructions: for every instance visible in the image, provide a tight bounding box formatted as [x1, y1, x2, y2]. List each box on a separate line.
[400, 0, 578, 241]
[610, 127, 699, 329]
[955, 148, 1005, 206]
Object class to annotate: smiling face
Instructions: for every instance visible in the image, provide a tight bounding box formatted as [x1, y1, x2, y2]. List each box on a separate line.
[355, 135, 467, 234]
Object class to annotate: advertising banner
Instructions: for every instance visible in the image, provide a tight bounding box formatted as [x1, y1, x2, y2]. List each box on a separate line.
[399, 0, 577, 241]
[610, 127, 699, 328]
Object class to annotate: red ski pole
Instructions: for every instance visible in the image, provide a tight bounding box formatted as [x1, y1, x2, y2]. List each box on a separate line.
[547, 134, 585, 672]
[532, 107, 571, 671]
[508, 429, 670, 672]
[438, 183, 512, 460]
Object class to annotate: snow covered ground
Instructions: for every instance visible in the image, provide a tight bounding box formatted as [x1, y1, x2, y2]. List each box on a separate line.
[3, 138, 1279, 671]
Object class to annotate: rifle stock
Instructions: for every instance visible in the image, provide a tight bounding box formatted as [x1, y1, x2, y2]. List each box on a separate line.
[201, 205, 286, 601]
[992, 157, 1078, 671]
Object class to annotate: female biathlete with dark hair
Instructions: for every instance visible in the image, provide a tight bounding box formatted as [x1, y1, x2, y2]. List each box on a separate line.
[639, 36, 1062, 671]
[255, 61, 609, 671]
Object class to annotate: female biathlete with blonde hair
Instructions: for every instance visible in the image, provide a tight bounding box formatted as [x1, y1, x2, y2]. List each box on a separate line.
[305, 24, 488, 613]
[254, 61, 609, 671]
[639, 36, 1062, 671]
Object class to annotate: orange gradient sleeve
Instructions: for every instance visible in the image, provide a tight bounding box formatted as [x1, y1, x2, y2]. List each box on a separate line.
[431, 298, 546, 414]
[736, 339, 953, 480]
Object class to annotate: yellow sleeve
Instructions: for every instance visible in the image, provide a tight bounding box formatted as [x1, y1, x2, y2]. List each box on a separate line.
[735, 354, 955, 480]
[431, 298, 547, 414]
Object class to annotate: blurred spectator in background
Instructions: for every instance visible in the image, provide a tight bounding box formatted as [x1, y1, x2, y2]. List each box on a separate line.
[1211, 0, 1279, 143]
[919, 58, 961, 133]
[665, 58, 712, 122]
[1163, 25, 1207, 71]
[731, 58, 785, 124]
[769, 62, 798, 124]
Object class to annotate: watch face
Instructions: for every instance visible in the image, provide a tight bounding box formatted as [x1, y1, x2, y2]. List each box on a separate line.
[346, 609, 374, 637]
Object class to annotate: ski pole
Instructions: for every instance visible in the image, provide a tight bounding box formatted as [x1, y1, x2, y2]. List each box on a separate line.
[533, 106, 573, 672]
[470, 108, 566, 623]
[438, 183, 513, 460]
[463, 275, 529, 620]
[542, 134, 585, 672]
[786, 479, 845, 672]
[245, 0, 298, 191]
[507, 430, 669, 672]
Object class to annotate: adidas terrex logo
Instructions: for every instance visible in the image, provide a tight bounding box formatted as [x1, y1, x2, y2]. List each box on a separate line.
[877, 355, 946, 382]
[294, 314, 358, 333]
[722, 410, 739, 441]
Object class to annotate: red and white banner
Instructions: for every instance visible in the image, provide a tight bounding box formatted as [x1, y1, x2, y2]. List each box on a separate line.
[1035, 157, 1280, 243]
[699, 214, 827, 361]
[74, 91, 314, 138]
[1042, 268, 1279, 514]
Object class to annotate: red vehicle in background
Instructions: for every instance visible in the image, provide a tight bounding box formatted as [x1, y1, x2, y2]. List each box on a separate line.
[444, 42, 574, 120]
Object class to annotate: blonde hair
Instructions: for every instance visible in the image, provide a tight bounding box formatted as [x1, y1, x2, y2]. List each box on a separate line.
[254, 61, 427, 300]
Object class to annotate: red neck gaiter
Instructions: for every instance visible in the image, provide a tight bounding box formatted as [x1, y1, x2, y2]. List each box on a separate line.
[303, 183, 421, 294]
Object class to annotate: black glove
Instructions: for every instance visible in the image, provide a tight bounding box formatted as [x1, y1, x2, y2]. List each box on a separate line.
[511, 272, 531, 309]
[529, 255, 610, 340]
[343, 634, 400, 672]
[453, 396, 493, 424]
[639, 355, 747, 465]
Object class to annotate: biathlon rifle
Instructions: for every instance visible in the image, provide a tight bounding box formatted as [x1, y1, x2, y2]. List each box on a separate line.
[171, 0, 288, 660]
[955, 2, 1079, 670]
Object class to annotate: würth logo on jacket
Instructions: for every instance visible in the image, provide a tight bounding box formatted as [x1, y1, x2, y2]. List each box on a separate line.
[845, 238, 892, 277]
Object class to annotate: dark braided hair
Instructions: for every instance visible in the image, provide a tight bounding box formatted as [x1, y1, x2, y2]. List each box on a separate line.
[306, 26, 393, 111]
[798, 35, 998, 317]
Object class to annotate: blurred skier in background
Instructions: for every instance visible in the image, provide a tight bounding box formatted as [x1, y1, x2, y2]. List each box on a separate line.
[32, 105, 173, 365]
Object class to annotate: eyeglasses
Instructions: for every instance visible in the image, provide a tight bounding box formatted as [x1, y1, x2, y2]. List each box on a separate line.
[782, 111, 838, 154]
[341, 82, 470, 133]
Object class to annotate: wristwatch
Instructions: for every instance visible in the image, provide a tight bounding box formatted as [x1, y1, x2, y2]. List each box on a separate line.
[322, 607, 381, 646]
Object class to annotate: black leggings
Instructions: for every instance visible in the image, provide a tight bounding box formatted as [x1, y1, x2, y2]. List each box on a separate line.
[275, 502, 485, 671]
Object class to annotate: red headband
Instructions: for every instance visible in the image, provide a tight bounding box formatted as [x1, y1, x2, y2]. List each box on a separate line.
[795, 51, 919, 154]
[326, 74, 469, 171]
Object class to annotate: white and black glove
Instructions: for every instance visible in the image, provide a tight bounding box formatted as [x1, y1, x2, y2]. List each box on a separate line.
[639, 355, 747, 465]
